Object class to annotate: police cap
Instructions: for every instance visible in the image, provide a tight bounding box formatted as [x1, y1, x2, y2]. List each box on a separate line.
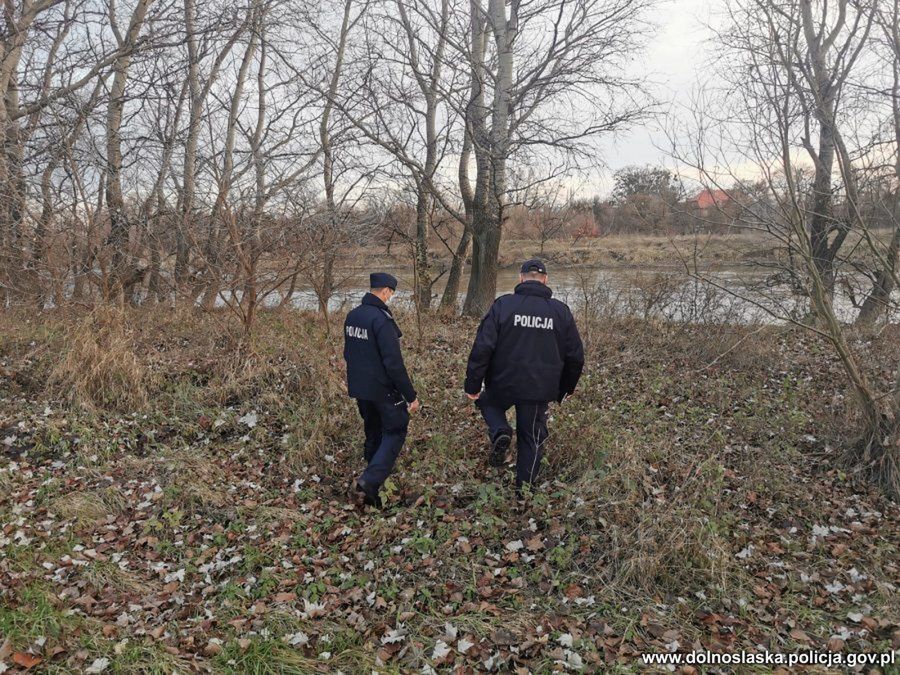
[520, 258, 547, 274]
[369, 272, 398, 290]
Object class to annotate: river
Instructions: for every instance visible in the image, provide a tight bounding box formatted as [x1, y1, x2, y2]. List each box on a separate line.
[230, 264, 898, 325]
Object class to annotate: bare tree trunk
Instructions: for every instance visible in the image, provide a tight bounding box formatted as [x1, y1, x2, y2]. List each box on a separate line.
[854, 204, 899, 325]
[145, 190, 166, 304]
[463, 0, 516, 316]
[178, 1, 249, 295]
[798, 0, 870, 311]
[440, 3, 481, 309]
[177, 0, 200, 292]
[396, 0, 450, 311]
[807, 110, 838, 298]
[240, 11, 268, 341]
[34, 157, 54, 309]
[315, 0, 353, 319]
[0, 1, 48, 279]
[856, 4, 899, 325]
[440, 221, 472, 309]
[413, 185, 432, 308]
[318, 257, 334, 316]
[72, 171, 105, 304]
[1, 75, 26, 306]
[464, 174, 500, 316]
[200, 7, 259, 311]
[279, 262, 302, 309]
[104, 0, 155, 301]
[461, 0, 490, 316]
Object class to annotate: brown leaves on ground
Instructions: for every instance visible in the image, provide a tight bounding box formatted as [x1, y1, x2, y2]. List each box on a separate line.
[0, 311, 897, 672]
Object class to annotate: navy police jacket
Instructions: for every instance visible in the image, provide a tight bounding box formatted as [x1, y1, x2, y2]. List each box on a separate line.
[344, 293, 416, 403]
[465, 281, 584, 403]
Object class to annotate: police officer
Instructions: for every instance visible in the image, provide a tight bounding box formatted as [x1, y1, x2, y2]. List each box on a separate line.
[464, 259, 584, 491]
[344, 272, 420, 508]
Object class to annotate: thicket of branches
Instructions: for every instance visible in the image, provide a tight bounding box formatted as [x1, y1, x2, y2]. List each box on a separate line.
[668, 0, 899, 495]
[0, 0, 656, 322]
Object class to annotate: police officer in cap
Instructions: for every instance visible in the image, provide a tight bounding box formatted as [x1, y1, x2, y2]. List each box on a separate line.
[344, 272, 420, 508]
[464, 259, 584, 491]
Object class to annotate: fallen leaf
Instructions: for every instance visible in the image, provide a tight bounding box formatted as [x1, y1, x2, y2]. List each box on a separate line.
[563, 584, 583, 599]
[12, 653, 42, 670]
[285, 632, 309, 647]
[431, 640, 451, 661]
[274, 592, 296, 603]
[525, 536, 544, 551]
[85, 657, 110, 674]
[381, 628, 407, 645]
[203, 641, 222, 657]
[789, 629, 811, 644]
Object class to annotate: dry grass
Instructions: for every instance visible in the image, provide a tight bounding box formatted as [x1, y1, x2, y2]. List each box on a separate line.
[157, 449, 228, 509]
[550, 431, 738, 596]
[80, 562, 159, 596]
[49, 488, 125, 525]
[0, 472, 12, 498]
[498, 231, 784, 267]
[49, 307, 155, 412]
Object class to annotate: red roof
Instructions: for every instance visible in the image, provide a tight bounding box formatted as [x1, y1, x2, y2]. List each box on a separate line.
[694, 189, 730, 209]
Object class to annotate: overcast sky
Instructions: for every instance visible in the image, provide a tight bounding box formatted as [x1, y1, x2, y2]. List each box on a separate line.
[588, 0, 716, 196]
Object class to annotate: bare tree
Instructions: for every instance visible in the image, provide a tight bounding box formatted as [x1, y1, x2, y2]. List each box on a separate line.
[310, 0, 463, 311]
[177, 0, 254, 295]
[316, 0, 655, 315]
[315, 0, 356, 317]
[460, 0, 656, 316]
[856, 0, 900, 325]
[672, 0, 898, 496]
[218, 1, 323, 339]
[1, 0, 119, 303]
[102, 0, 157, 301]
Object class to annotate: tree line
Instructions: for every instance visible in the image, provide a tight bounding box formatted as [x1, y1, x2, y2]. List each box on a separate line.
[0, 0, 655, 319]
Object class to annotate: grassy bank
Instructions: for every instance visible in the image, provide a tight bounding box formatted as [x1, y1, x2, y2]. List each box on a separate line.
[0, 308, 898, 673]
[360, 232, 780, 274]
[361, 229, 898, 273]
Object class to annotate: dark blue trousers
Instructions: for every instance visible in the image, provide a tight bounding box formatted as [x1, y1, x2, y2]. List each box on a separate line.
[356, 397, 409, 486]
[476, 389, 549, 487]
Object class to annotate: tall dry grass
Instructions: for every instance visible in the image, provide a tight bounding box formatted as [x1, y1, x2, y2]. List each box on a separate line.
[49, 307, 155, 412]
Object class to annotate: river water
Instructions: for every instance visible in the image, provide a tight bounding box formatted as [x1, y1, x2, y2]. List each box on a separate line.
[238, 264, 898, 325]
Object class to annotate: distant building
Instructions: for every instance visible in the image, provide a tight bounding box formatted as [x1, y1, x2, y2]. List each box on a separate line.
[692, 189, 731, 210]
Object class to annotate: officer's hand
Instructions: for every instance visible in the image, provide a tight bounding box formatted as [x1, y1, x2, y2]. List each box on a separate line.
[466, 392, 480, 401]
[408, 398, 421, 413]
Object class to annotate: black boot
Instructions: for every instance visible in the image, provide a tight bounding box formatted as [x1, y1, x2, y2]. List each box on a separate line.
[355, 477, 383, 509]
[489, 432, 511, 468]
